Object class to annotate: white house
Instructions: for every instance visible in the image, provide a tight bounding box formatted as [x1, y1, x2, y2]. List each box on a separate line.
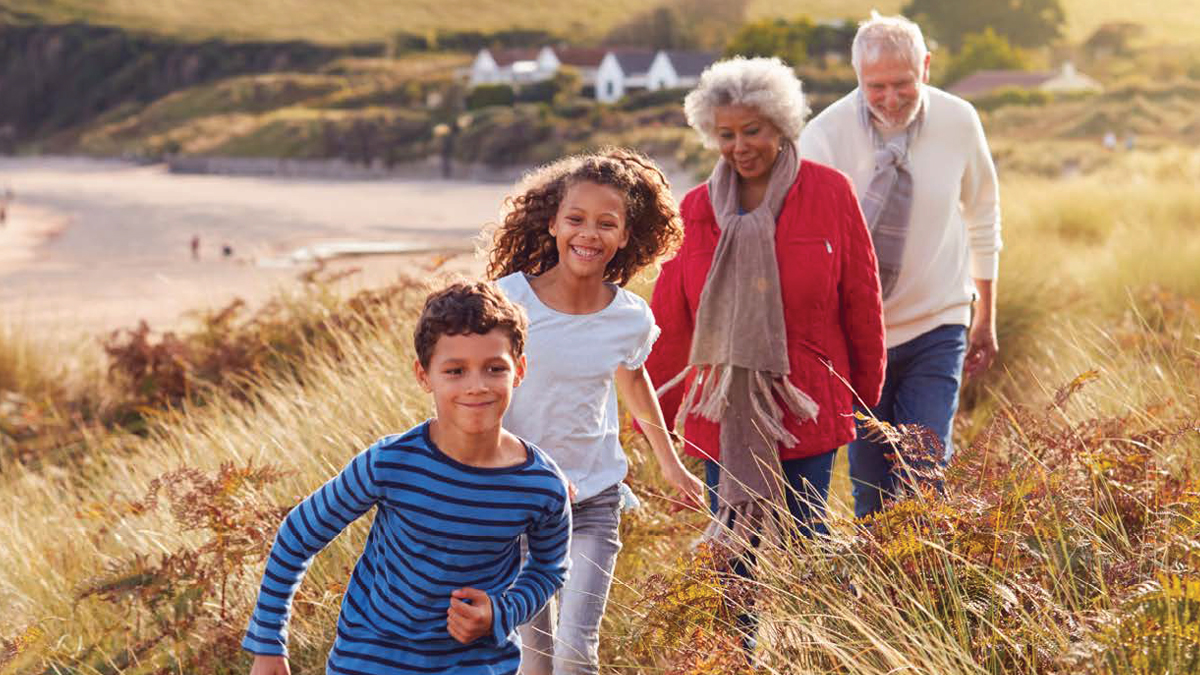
[597, 50, 716, 103]
[595, 50, 656, 103]
[469, 46, 606, 89]
[646, 50, 716, 91]
[469, 47, 554, 86]
[550, 47, 607, 91]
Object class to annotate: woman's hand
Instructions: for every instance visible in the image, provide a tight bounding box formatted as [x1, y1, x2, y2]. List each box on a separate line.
[249, 655, 290, 675]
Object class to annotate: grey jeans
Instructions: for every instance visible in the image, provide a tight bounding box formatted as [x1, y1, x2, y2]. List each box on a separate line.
[519, 484, 622, 675]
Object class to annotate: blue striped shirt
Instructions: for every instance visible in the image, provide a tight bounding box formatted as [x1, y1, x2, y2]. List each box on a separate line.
[242, 421, 572, 674]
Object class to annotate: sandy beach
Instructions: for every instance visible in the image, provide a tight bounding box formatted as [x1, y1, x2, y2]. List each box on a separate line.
[0, 157, 517, 337]
[0, 202, 70, 267]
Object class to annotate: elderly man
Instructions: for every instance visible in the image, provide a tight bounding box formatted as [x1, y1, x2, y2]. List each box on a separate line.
[799, 12, 1002, 518]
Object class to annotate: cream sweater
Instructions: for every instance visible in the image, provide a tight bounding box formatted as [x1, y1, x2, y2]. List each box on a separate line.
[799, 86, 1001, 348]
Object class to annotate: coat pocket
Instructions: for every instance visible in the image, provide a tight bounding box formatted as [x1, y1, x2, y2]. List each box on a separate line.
[777, 236, 836, 314]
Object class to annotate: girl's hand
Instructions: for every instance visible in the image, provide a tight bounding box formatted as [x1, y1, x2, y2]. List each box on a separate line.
[665, 463, 705, 512]
[249, 655, 290, 675]
[447, 587, 494, 644]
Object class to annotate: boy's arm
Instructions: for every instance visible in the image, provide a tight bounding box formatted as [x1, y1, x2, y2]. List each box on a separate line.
[242, 445, 382, 657]
[485, 488, 571, 646]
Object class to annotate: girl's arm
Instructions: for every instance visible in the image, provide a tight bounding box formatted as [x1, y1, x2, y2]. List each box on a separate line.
[616, 365, 704, 510]
[242, 445, 382, 658]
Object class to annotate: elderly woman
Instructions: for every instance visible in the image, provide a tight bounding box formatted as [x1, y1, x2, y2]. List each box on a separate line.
[646, 57, 886, 544]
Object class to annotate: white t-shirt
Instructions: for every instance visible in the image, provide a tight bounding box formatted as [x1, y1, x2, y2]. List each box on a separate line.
[498, 272, 659, 502]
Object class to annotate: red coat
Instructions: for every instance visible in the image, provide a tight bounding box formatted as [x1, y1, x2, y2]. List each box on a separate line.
[647, 161, 886, 461]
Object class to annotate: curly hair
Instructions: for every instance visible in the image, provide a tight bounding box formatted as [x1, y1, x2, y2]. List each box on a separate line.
[414, 280, 528, 369]
[485, 148, 683, 287]
[684, 56, 810, 149]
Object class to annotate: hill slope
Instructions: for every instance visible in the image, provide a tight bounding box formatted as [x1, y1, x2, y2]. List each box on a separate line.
[4, 0, 1199, 46]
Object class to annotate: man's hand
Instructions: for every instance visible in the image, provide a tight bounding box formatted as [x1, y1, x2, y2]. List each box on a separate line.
[963, 316, 998, 380]
[447, 587, 494, 644]
[249, 655, 290, 675]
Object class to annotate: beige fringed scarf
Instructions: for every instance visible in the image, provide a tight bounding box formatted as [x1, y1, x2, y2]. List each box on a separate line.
[657, 141, 819, 548]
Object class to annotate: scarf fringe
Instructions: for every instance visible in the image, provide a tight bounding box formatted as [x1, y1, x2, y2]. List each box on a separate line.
[661, 364, 820, 448]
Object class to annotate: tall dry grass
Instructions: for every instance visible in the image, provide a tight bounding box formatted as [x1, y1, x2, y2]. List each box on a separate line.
[1, 149, 1198, 674]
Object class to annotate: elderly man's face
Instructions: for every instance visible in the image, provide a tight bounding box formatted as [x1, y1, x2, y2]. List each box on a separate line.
[714, 104, 783, 183]
[860, 51, 930, 130]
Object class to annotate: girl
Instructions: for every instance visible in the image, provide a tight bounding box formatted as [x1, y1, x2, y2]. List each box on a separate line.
[487, 148, 705, 675]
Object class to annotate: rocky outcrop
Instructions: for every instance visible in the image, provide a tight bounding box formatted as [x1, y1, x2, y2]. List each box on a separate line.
[0, 17, 382, 144]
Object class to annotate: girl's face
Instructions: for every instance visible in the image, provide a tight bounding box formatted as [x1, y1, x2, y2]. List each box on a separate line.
[549, 181, 629, 281]
[714, 104, 783, 183]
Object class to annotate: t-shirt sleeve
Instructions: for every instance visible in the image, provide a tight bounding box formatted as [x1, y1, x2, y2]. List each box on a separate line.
[621, 297, 661, 370]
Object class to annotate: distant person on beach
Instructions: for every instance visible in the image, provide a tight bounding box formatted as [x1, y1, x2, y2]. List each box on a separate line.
[799, 12, 1003, 517]
[221, 243, 233, 258]
[486, 148, 704, 675]
[242, 281, 571, 675]
[190, 235, 200, 260]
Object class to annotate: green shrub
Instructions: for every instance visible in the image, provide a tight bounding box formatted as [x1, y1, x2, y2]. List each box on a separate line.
[466, 83, 515, 110]
[942, 28, 1029, 89]
[618, 87, 689, 111]
[973, 86, 1052, 112]
[724, 17, 812, 67]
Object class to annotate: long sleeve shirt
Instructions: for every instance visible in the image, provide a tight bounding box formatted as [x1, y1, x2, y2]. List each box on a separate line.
[799, 86, 1002, 348]
[242, 421, 572, 675]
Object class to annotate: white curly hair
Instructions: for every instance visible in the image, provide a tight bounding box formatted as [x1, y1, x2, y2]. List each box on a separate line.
[683, 56, 810, 149]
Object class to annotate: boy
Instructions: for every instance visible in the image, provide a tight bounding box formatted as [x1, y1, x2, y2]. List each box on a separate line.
[243, 281, 572, 675]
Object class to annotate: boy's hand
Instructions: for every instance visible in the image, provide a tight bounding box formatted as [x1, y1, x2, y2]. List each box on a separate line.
[447, 587, 494, 644]
[249, 655, 290, 675]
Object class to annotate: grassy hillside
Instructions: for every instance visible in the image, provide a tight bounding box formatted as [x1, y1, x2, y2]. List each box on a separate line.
[6, 0, 1200, 46]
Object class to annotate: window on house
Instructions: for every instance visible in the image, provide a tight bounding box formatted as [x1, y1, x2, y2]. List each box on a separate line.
[607, 81, 614, 97]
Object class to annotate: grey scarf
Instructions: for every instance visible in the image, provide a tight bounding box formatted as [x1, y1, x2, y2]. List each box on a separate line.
[856, 87, 925, 299]
[657, 141, 819, 546]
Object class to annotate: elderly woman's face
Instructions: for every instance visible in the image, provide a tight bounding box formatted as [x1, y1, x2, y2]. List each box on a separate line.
[713, 104, 783, 183]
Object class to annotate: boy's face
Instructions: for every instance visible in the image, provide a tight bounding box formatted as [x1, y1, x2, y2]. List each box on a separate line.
[414, 329, 525, 437]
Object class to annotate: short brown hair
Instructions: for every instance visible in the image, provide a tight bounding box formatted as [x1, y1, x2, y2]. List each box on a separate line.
[486, 147, 683, 287]
[414, 281, 527, 369]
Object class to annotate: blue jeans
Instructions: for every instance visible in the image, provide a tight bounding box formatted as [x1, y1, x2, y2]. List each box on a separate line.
[704, 451, 836, 653]
[519, 485, 622, 675]
[704, 449, 837, 538]
[848, 323, 968, 519]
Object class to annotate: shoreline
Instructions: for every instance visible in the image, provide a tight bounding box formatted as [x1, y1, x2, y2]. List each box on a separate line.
[0, 202, 70, 269]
